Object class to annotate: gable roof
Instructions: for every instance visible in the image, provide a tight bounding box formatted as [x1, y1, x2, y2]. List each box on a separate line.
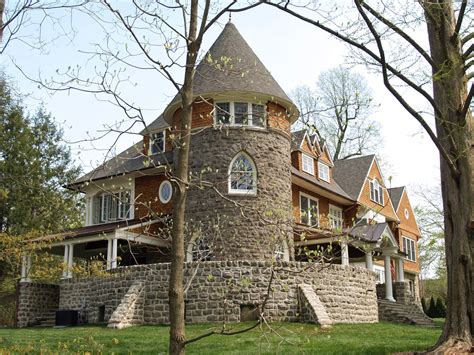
[333, 155, 375, 200]
[163, 22, 298, 122]
[388, 186, 405, 211]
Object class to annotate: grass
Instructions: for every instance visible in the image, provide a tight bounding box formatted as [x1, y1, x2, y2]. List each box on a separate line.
[0, 320, 444, 354]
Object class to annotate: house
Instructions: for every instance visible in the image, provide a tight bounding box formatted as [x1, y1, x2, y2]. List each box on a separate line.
[16, 21, 427, 328]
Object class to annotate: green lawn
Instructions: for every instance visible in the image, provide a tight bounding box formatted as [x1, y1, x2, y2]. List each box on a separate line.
[0, 320, 443, 354]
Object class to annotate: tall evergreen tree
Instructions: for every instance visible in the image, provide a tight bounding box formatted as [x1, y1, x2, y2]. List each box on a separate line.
[0, 77, 82, 235]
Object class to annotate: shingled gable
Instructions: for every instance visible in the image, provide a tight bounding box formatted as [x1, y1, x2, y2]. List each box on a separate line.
[388, 186, 405, 211]
[163, 21, 298, 122]
[333, 154, 375, 200]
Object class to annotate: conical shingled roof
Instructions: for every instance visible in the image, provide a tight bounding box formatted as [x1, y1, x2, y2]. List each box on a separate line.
[164, 22, 297, 121]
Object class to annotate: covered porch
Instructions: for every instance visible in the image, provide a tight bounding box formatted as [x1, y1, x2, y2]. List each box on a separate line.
[20, 219, 171, 281]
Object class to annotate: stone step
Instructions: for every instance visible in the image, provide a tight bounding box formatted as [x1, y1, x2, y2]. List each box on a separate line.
[377, 300, 435, 327]
[298, 284, 333, 327]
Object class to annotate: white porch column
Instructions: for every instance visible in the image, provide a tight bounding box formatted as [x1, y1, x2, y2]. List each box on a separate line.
[397, 257, 405, 282]
[111, 238, 118, 269]
[62, 245, 69, 278]
[106, 239, 112, 270]
[67, 244, 74, 278]
[384, 254, 395, 302]
[365, 250, 374, 271]
[341, 242, 349, 266]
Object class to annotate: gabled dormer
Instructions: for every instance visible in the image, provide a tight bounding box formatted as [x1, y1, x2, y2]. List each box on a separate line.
[140, 114, 172, 156]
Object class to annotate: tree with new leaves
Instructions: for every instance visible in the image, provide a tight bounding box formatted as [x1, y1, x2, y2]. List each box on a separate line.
[292, 66, 380, 161]
[267, 0, 473, 351]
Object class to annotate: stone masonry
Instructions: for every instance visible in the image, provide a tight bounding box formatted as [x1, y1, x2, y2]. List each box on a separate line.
[17, 282, 59, 327]
[298, 284, 333, 327]
[18, 261, 379, 327]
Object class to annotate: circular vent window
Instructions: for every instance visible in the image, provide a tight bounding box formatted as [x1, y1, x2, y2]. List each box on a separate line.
[159, 180, 173, 204]
[404, 208, 409, 219]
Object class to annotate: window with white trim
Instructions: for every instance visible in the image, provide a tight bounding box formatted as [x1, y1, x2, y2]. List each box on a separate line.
[300, 194, 319, 227]
[318, 161, 330, 182]
[302, 154, 314, 175]
[329, 205, 343, 230]
[402, 236, 416, 262]
[374, 267, 385, 284]
[92, 190, 131, 224]
[159, 180, 173, 204]
[187, 236, 213, 262]
[215, 102, 265, 127]
[228, 152, 257, 195]
[149, 131, 166, 155]
[369, 179, 384, 205]
[274, 239, 290, 262]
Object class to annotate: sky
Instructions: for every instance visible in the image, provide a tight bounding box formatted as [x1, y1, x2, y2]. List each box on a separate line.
[1, 3, 441, 204]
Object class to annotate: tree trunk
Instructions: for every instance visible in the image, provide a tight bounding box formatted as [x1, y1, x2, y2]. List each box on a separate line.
[424, 1, 473, 351]
[168, 1, 200, 354]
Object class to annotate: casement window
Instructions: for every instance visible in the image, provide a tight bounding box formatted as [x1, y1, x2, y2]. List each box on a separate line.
[300, 194, 319, 227]
[369, 179, 384, 205]
[215, 102, 266, 127]
[329, 205, 343, 230]
[149, 131, 166, 155]
[187, 236, 213, 262]
[302, 154, 315, 175]
[228, 152, 257, 195]
[318, 161, 330, 182]
[402, 236, 416, 262]
[92, 190, 131, 224]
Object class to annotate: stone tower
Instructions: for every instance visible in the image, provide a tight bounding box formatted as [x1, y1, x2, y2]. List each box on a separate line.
[163, 22, 298, 261]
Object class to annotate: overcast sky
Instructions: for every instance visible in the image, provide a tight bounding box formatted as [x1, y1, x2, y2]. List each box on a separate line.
[1, 3, 440, 203]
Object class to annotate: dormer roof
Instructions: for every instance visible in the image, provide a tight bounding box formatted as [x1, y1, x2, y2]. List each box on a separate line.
[164, 22, 298, 122]
[333, 155, 375, 200]
[140, 114, 170, 135]
[388, 186, 405, 211]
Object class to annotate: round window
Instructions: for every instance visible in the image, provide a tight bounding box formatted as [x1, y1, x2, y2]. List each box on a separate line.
[404, 208, 409, 219]
[159, 180, 173, 204]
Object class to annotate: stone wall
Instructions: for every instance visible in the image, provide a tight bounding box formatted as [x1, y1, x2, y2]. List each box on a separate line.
[17, 282, 59, 327]
[183, 127, 293, 261]
[58, 261, 378, 325]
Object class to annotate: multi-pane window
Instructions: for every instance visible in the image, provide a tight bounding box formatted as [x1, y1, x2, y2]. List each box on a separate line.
[302, 154, 314, 175]
[300, 194, 319, 227]
[149, 131, 165, 155]
[190, 236, 213, 262]
[369, 179, 384, 205]
[229, 152, 257, 194]
[274, 240, 288, 261]
[93, 190, 131, 224]
[403, 236, 416, 262]
[318, 162, 330, 182]
[215, 102, 265, 127]
[329, 205, 343, 230]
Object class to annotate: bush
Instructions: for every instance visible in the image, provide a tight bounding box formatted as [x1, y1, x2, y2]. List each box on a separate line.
[421, 297, 428, 314]
[427, 296, 437, 318]
[435, 298, 446, 318]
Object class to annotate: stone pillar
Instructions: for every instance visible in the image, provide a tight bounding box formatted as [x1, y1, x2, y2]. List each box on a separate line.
[396, 257, 405, 282]
[341, 242, 349, 266]
[107, 239, 112, 270]
[67, 244, 74, 278]
[365, 250, 374, 271]
[384, 254, 395, 302]
[111, 238, 118, 269]
[20, 255, 31, 282]
[62, 245, 69, 278]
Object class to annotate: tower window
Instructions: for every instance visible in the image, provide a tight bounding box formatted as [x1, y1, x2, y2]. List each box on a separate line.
[228, 152, 257, 195]
[214, 102, 266, 127]
[149, 131, 166, 155]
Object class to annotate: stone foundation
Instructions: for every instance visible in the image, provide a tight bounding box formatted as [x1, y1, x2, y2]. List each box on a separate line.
[19, 261, 379, 327]
[17, 282, 59, 327]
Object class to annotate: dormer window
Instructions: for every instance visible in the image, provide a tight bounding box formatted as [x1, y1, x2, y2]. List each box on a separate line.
[370, 179, 384, 205]
[149, 131, 166, 155]
[302, 154, 314, 175]
[318, 162, 330, 182]
[215, 102, 265, 127]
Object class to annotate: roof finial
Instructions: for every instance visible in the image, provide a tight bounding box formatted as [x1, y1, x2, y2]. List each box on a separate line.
[228, 12, 232, 23]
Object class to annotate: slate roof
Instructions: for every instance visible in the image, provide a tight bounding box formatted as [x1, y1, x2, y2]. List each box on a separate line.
[388, 186, 405, 211]
[333, 155, 375, 200]
[291, 167, 354, 202]
[69, 144, 173, 188]
[140, 114, 170, 135]
[164, 22, 297, 121]
[348, 222, 389, 243]
[291, 130, 307, 150]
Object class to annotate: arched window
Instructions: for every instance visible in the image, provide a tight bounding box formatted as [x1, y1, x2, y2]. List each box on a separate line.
[228, 152, 257, 195]
[186, 236, 213, 262]
[274, 239, 290, 262]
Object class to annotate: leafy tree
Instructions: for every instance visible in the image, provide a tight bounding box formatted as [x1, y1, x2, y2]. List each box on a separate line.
[427, 296, 437, 318]
[436, 297, 447, 319]
[291, 66, 380, 161]
[0, 77, 82, 235]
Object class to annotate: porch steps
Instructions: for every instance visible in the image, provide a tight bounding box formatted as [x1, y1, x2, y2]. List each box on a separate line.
[33, 311, 56, 327]
[107, 281, 145, 329]
[298, 284, 333, 328]
[377, 299, 435, 327]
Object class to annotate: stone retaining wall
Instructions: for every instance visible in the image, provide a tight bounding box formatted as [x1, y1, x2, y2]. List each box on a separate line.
[57, 261, 378, 326]
[17, 282, 59, 327]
